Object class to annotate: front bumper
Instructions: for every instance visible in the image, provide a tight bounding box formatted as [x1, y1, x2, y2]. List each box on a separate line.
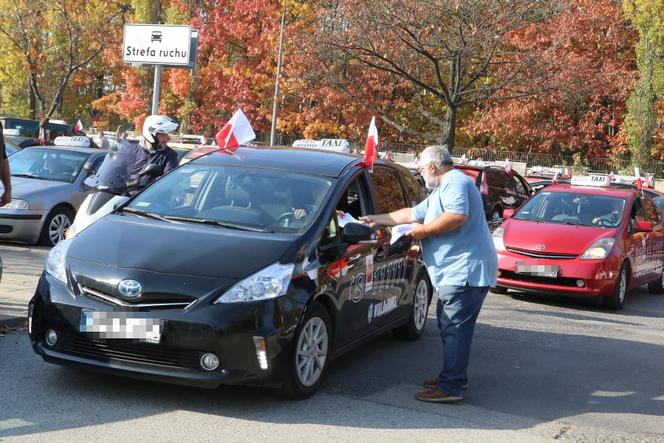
[30, 273, 305, 388]
[496, 249, 619, 297]
[0, 210, 44, 244]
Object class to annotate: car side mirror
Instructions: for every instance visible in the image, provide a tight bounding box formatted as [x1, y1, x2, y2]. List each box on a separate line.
[341, 223, 378, 245]
[634, 220, 654, 233]
[140, 163, 163, 178]
[503, 209, 515, 219]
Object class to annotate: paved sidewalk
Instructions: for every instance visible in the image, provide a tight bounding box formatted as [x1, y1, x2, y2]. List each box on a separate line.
[0, 243, 48, 327]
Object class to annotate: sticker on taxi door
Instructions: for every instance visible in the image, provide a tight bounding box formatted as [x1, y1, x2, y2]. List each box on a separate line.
[366, 255, 374, 291]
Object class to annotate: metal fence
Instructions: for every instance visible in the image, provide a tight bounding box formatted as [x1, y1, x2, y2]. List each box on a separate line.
[381, 142, 664, 177]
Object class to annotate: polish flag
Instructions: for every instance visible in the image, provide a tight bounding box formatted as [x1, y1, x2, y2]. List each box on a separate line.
[480, 171, 489, 195]
[635, 167, 642, 190]
[74, 120, 84, 133]
[215, 109, 256, 152]
[459, 154, 468, 164]
[563, 167, 570, 178]
[504, 158, 512, 176]
[552, 171, 560, 186]
[608, 171, 615, 182]
[363, 117, 378, 171]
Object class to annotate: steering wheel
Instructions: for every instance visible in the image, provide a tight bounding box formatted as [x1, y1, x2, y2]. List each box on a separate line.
[593, 216, 613, 227]
[277, 212, 297, 227]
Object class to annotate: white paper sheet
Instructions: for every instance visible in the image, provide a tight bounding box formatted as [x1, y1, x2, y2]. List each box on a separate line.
[390, 224, 413, 244]
[338, 212, 361, 227]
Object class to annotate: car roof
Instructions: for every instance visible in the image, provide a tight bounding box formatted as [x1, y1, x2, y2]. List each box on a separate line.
[543, 184, 640, 198]
[193, 146, 367, 178]
[21, 145, 101, 155]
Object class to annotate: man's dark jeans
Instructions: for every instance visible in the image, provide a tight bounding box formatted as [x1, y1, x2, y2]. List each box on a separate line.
[435, 284, 489, 395]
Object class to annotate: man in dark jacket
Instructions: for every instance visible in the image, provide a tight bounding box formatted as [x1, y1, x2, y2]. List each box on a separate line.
[121, 115, 180, 183]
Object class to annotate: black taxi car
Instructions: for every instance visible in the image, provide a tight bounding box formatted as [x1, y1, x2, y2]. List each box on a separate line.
[29, 147, 432, 398]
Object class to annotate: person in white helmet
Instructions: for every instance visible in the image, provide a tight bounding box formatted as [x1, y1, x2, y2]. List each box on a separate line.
[120, 115, 180, 183]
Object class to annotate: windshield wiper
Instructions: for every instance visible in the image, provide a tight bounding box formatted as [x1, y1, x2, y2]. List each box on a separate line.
[12, 173, 43, 180]
[163, 215, 272, 233]
[122, 207, 171, 222]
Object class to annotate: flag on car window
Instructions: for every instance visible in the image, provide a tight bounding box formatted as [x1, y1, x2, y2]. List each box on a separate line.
[504, 158, 512, 176]
[215, 109, 256, 152]
[74, 120, 84, 133]
[363, 116, 378, 171]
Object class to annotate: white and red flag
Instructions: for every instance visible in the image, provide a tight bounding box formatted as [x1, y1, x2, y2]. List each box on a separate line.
[215, 109, 256, 152]
[504, 158, 512, 176]
[363, 116, 378, 171]
[480, 171, 489, 195]
[551, 171, 560, 186]
[74, 119, 84, 133]
[635, 167, 643, 190]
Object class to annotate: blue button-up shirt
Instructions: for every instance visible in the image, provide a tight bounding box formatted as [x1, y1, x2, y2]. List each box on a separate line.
[412, 169, 497, 288]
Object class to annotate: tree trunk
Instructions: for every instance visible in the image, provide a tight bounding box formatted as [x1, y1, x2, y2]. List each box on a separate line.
[29, 82, 36, 120]
[442, 104, 457, 150]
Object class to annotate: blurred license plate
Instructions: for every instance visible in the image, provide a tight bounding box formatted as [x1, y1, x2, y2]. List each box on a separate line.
[79, 310, 163, 344]
[515, 263, 558, 278]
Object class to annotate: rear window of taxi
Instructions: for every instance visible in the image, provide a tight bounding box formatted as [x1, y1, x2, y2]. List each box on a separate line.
[454, 166, 480, 182]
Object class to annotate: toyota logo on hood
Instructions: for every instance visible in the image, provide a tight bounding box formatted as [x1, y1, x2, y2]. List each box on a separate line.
[118, 279, 142, 300]
[535, 244, 546, 251]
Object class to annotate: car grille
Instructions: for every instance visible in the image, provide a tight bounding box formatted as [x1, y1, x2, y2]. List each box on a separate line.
[507, 247, 578, 260]
[78, 285, 197, 310]
[500, 271, 579, 287]
[54, 332, 202, 370]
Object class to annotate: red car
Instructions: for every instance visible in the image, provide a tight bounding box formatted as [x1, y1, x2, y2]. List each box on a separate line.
[493, 176, 664, 309]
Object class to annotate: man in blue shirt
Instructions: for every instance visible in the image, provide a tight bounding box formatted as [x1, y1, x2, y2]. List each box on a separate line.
[362, 145, 497, 403]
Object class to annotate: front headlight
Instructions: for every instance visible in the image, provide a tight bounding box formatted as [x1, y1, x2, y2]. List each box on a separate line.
[492, 226, 505, 251]
[44, 238, 72, 284]
[1, 199, 29, 209]
[215, 262, 294, 304]
[580, 238, 615, 260]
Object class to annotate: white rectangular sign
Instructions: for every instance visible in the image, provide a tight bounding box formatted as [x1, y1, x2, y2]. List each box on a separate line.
[123, 24, 192, 66]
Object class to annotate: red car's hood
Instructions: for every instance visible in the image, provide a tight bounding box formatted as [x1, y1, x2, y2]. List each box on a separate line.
[503, 218, 617, 255]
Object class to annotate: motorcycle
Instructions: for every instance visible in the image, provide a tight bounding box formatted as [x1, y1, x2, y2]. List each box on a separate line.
[66, 151, 163, 239]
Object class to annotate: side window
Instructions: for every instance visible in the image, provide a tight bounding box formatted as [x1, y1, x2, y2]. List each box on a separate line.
[630, 198, 646, 231]
[643, 198, 660, 223]
[86, 155, 105, 175]
[322, 177, 369, 246]
[514, 176, 528, 196]
[399, 170, 423, 206]
[371, 167, 407, 213]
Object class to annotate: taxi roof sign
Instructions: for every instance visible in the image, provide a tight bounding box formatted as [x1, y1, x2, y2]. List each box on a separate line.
[53, 136, 91, 148]
[292, 139, 350, 153]
[570, 175, 610, 187]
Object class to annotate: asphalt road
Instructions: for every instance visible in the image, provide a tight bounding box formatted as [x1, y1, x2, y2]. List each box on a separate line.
[1, 274, 664, 442]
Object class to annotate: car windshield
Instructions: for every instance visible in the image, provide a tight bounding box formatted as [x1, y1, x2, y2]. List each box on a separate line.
[125, 164, 334, 234]
[514, 191, 626, 228]
[9, 148, 89, 183]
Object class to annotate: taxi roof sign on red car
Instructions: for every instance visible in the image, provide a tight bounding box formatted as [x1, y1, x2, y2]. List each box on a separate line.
[570, 175, 610, 187]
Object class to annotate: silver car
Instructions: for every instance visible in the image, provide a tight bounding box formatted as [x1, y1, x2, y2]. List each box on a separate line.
[0, 144, 106, 246]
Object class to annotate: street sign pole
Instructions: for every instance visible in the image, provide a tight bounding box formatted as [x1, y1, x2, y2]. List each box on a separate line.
[151, 65, 162, 114]
[270, 0, 287, 146]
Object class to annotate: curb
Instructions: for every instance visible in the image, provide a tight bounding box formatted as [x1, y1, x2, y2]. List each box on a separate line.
[0, 316, 28, 330]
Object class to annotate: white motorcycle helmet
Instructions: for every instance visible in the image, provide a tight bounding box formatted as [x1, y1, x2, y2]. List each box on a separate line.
[142, 115, 179, 148]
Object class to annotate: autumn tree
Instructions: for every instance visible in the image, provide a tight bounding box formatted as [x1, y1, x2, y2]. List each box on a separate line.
[297, 0, 558, 149]
[0, 0, 129, 133]
[466, 0, 637, 159]
[622, 0, 664, 166]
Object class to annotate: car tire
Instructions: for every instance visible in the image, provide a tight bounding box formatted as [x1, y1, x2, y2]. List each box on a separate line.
[647, 269, 664, 294]
[604, 264, 628, 310]
[282, 302, 331, 400]
[393, 272, 431, 340]
[39, 206, 74, 247]
[491, 286, 509, 295]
